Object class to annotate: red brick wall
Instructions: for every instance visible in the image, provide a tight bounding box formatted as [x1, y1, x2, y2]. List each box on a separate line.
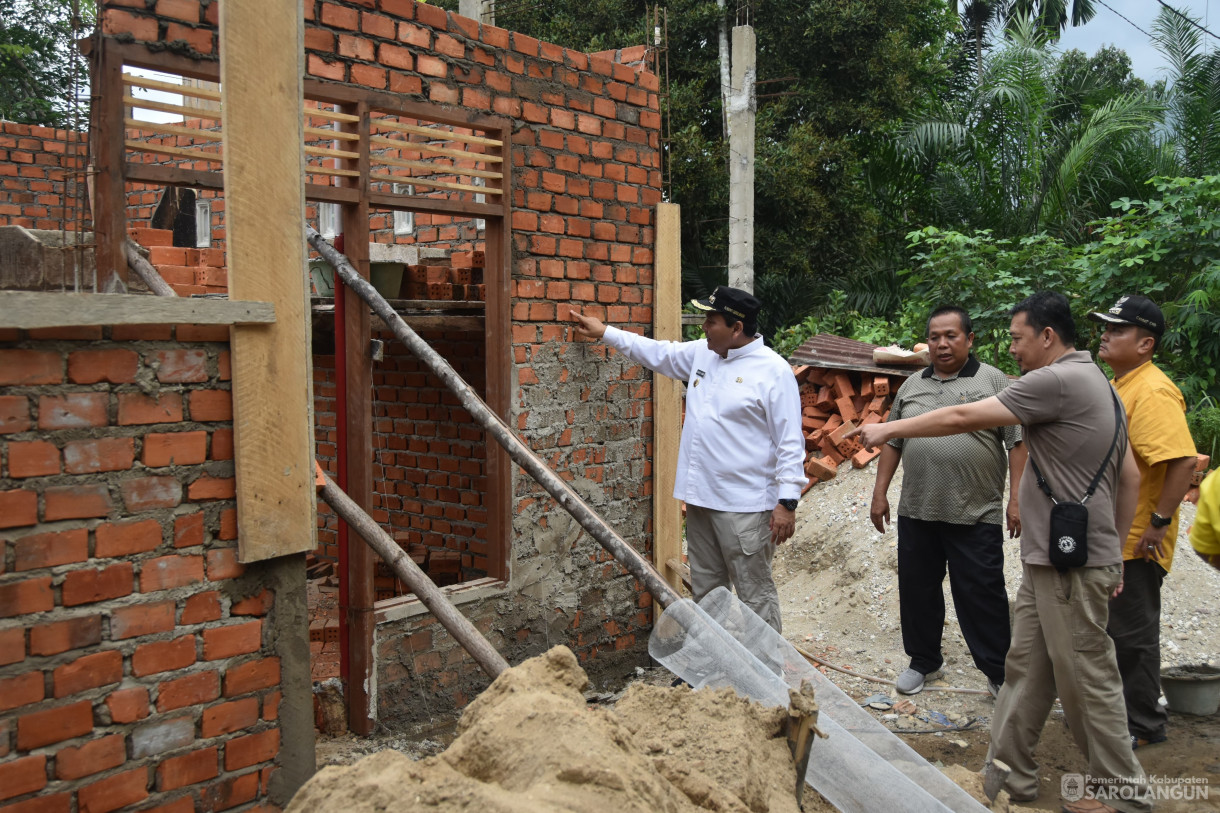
[0, 122, 89, 232]
[93, 0, 663, 727]
[0, 327, 292, 812]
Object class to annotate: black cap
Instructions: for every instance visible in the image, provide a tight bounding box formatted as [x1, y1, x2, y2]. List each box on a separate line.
[690, 285, 761, 324]
[1087, 295, 1165, 336]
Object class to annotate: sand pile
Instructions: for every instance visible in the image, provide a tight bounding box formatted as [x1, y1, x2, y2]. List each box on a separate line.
[290, 645, 825, 813]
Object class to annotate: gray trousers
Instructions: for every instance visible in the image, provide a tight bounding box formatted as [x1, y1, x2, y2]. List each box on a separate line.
[685, 504, 781, 633]
[988, 564, 1151, 812]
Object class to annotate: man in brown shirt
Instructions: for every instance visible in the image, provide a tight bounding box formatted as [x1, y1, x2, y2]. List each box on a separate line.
[852, 292, 1150, 813]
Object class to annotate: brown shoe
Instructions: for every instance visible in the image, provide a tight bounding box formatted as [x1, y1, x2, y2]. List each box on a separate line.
[1062, 798, 1119, 813]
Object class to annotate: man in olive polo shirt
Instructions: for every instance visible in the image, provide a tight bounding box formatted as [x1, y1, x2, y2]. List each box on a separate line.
[870, 305, 1026, 697]
[1091, 295, 1197, 750]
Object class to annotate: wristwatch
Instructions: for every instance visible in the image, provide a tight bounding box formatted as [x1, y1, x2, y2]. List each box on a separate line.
[778, 498, 799, 512]
[1149, 512, 1172, 529]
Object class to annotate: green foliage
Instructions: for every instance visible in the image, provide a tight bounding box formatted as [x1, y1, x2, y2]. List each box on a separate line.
[897, 176, 1220, 399]
[1188, 401, 1220, 463]
[0, 0, 94, 127]
[770, 290, 903, 360]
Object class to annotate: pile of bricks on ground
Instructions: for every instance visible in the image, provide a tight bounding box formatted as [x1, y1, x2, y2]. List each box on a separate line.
[129, 227, 227, 296]
[371, 534, 463, 601]
[400, 250, 484, 301]
[1186, 454, 1212, 504]
[794, 365, 904, 492]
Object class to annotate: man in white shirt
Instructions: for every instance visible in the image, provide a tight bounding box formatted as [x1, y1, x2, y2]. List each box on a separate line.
[572, 285, 806, 631]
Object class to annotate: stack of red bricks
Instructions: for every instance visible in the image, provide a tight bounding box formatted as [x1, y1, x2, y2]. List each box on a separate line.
[128, 227, 227, 296]
[795, 366, 902, 490]
[401, 250, 485, 301]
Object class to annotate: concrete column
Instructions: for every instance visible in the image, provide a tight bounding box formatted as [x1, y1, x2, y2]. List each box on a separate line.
[459, 0, 492, 24]
[727, 25, 755, 292]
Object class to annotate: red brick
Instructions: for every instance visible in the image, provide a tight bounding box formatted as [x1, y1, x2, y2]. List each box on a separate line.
[201, 770, 260, 812]
[231, 588, 273, 617]
[117, 392, 183, 425]
[43, 484, 110, 520]
[0, 395, 31, 434]
[188, 475, 235, 501]
[143, 431, 207, 467]
[63, 437, 135, 474]
[0, 489, 37, 529]
[205, 547, 243, 580]
[38, 393, 107, 429]
[110, 600, 175, 640]
[53, 649, 122, 698]
[67, 349, 139, 384]
[28, 615, 102, 656]
[16, 699, 92, 749]
[218, 508, 237, 541]
[224, 657, 280, 696]
[61, 562, 133, 606]
[14, 528, 88, 570]
[7, 439, 59, 477]
[210, 427, 234, 460]
[189, 389, 232, 421]
[76, 766, 150, 813]
[151, 349, 209, 383]
[55, 733, 126, 780]
[0, 350, 60, 385]
[0, 754, 47, 802]
[140, 554, 204, 592]
[121, 476, 183, 512]
[203, 620, 262, 660]
[95, 518, 163, 558]
[181, 590, 221, 624]
[133, 635, 196, 677]
[106, 687, 150, 724]
[158, 745, 218, 791]
[0, 626, 24, 665]
[140, 796, 194, 813]
[173, 511, 204, 548]
[157, 669, 220, 711]
[224, 728, 279, 770]
[201, 697, 259, 738]
[0, 792, 71, 813]
[0, 671, 44, 711]
[0, 577, 53, 618]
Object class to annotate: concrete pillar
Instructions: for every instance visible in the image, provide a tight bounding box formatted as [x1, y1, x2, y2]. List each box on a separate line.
[727, 25, 755, 293]
[459, 0, 492, 24]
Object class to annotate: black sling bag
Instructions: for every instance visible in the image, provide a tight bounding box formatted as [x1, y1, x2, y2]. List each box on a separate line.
[1027, 387, 1123, 571]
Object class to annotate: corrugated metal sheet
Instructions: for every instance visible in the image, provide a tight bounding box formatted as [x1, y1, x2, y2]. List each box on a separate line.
[788, 333, 922, 379]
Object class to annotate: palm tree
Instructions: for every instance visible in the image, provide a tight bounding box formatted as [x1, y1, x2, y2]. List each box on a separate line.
[1151, 4, 1220, 176]
[898, 15, 1160, 240]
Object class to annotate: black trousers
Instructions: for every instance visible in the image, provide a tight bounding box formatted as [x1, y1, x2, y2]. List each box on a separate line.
[897, 516, 1010, 683]
[1108, 557, 1168, 741]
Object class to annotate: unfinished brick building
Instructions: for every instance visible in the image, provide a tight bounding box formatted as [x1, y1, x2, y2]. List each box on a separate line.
[0, 1, 678, 810]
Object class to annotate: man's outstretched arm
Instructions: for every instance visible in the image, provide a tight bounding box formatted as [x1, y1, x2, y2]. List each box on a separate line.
[850, 396, 1022, 449]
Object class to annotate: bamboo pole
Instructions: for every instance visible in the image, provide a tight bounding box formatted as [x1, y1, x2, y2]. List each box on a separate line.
[305, 226, 682, 609]
[124, 239, 177, 298]
[318, 472, 509, 679]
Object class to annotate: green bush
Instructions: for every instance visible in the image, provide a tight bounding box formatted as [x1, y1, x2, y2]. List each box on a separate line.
[1188, 402, 1220, 463]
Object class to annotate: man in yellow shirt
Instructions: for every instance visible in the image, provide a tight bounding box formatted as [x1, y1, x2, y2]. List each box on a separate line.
[1192, 468, 1220, 571]
[1091, 295, 1198, 750]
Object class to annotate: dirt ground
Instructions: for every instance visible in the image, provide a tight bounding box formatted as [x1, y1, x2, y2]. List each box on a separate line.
[312, 464, 1220, 811]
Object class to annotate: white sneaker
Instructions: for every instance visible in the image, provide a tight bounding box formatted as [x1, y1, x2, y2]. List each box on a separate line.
[896, 668, 940, 695]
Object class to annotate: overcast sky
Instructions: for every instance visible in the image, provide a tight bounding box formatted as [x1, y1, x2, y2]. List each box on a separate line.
[1055, 0, 1218, 80]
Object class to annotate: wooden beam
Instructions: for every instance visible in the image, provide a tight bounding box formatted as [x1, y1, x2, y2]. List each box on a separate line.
[0, 292, 274, 329]
[341, 100, 376, 737]
[484, 121, 513, 584]
[219, 0, 316, 564]
[91, 38, 128, 292]
[654, 202, 683, 596]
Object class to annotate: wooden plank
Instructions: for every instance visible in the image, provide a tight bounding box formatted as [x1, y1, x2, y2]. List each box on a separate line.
[219, 0, 316, 564]
[368, 172, 499, 196]
[305, 183, 362, 204]
[365, 189, 501, 218]
[654, 202, 684, 596]
[367, 153, 503, 180]
[122, 94, 220, 121]
[125, 139, 224, 164]
[369, 135, 502, 163]
[483, 121, 512, 585]
[125, 162, 225, 191]
[0, 292, 274, 328]
[341, 100, 376, 737]
[92, 38, 128, 291]
[122, 73, 223, 101]
[124, 119, 224, 142]
[367, 119, 503, 148]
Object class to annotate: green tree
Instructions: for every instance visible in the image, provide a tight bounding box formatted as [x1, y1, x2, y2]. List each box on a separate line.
[1151, 4, 1220, 176]
[0, 0, 94, 127]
